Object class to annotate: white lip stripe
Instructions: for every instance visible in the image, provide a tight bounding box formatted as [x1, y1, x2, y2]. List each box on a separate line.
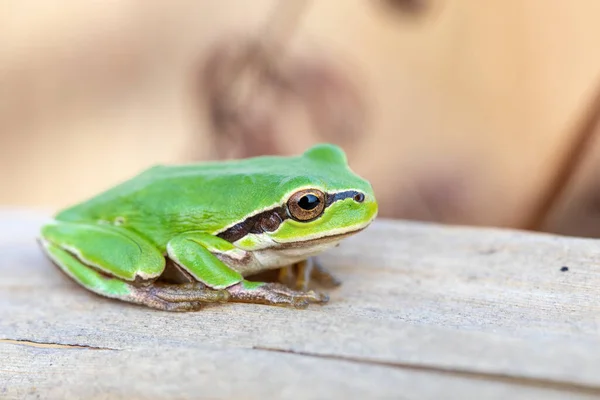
[233, 220, 370, 251]
[273, 220, 372, 245]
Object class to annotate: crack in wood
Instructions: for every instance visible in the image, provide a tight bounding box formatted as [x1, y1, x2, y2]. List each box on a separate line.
[0, 338, 117, 351]
[252, 345, 600, 396]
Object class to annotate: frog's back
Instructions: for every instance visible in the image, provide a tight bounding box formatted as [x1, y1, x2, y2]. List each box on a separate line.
[53, 156, 299, 222]
[53, 146, 372, 241]
[54, 160, 244, 222]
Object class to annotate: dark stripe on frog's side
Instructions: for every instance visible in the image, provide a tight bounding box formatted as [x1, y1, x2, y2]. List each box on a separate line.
[217, 206, 287, 243]
[217, 190, 362, 243]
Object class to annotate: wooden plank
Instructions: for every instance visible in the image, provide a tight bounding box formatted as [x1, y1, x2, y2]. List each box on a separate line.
[2, 210, 600, 399]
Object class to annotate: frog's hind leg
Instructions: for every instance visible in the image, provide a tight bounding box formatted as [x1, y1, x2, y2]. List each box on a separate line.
[40, 222, 228, 311]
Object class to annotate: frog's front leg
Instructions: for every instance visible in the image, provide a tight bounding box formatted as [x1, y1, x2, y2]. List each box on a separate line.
[167, 232, 329, 309]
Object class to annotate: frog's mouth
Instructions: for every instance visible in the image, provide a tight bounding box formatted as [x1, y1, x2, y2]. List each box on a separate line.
[270, 224, 369, 250]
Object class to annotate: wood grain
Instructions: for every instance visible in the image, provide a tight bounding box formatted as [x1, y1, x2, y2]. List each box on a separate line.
[2, 210, 600, 399]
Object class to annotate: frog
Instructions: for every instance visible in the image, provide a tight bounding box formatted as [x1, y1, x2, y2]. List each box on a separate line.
[38, 143, 378, 311]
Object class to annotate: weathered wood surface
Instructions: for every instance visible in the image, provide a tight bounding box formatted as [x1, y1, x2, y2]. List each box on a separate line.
[2, 209, 600, 399]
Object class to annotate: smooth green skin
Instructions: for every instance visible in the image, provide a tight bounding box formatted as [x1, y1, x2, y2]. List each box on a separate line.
[39, 143, 378, 307]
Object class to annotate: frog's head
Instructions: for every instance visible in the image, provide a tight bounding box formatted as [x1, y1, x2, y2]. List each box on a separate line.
[219, 143, 378, 253]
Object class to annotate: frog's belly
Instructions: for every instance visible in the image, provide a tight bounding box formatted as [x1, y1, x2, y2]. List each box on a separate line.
[235, 240, 341, 276]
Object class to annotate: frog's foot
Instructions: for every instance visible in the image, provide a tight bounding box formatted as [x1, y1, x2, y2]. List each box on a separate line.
[130, 282, 230, 312]
[279, 258, 342, 291]
[226, 281, 329, 309]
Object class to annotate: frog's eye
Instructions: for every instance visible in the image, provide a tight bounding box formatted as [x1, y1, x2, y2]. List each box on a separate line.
[287, 189, 326, 221]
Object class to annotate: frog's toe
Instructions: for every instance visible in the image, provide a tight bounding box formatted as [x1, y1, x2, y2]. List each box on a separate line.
[227, 282, 329, 309]
[161, 301, 206, 312]
[262, 283, 329, 304]
[305, 289, 330, 303]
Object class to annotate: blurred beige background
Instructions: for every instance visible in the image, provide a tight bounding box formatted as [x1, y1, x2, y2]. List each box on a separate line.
[3, 0, 600, 237]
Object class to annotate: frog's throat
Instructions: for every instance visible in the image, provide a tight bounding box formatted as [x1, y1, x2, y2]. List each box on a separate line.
[216, 190, 363, 243]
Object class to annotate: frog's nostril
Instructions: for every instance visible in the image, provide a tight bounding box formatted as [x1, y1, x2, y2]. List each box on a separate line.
[353, 193, 365, 203]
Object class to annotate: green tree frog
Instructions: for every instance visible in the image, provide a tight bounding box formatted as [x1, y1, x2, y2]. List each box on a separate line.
[39, 143, 378, 311]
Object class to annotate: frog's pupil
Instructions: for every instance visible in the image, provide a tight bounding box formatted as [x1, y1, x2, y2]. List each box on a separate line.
[298, 194, 320, 210]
